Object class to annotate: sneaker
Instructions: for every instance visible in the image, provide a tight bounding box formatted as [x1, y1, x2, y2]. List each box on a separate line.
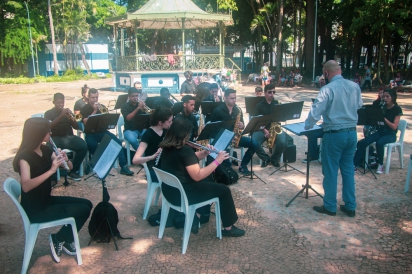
[67, 172, 81, 181]
[49, 234, 63, 263]
[239, 166, 251, 176]
[62, 242, 77, 256]
[376, 164, 384, 174]
[302, 158, 318, 163]
[120, 166, 134, 176]
[222, 225, 245, 237]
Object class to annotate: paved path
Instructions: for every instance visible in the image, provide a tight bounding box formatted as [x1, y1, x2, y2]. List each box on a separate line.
[0, 79, 411, 273]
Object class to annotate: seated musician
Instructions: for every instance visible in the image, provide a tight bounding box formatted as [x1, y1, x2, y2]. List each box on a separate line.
[132, 107, 173, 181]
[80, 88, 134, 176]
[203, 83, 222, 102]
[133, 81, 148, 102]
[353, 89, 403, 174]
[251, 84, 291, 167]
[175, 95, 198, 141]
[211, 89, 259, 176]
[159, 116, 245, 237]
[120, 87, 147, 150]
[13, 117, 92, 263]
[73, 84, 89, 115]
[153, 88, 174, 109]
[44, 93, 88, 181]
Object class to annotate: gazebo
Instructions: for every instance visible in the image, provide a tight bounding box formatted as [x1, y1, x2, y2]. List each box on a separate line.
[105, 0, 237, 92]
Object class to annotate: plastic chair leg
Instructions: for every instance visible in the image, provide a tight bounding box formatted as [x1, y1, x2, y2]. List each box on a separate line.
[400, 146, 404, 169]
[182, 209, 195, 254]
[214, 202, 222, 239]
[22, 227, 39, 274]
[153, 187, 161, 206]
[70, 221, 82, 265]
[405, 159, 412, 193]
[385, 146, 393, 174]
[158, 202, 170, 239]
[126, 142, 131, 166]
[143, 184, 157, 220]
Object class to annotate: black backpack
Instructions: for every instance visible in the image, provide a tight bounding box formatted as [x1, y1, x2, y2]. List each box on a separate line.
[214, 162, 239, 185]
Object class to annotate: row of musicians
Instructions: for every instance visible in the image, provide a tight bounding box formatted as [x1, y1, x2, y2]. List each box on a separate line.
[44, 83, 291, 181]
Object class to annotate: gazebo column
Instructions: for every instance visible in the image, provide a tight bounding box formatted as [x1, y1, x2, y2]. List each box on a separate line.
[120, 27, 125, 57]
[135, 21, 139, 71]
[182, 18, 186, 71]
[113, 23, 118, 71]
[219, 22, 223, 69]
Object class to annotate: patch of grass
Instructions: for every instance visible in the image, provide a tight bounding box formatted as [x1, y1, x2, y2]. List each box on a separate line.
[0, 72, 110, 85]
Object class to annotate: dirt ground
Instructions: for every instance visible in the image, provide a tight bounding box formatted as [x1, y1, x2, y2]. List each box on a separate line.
[1, 78, 412, 273]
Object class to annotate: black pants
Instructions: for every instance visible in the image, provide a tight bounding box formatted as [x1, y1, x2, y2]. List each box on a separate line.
[162, 180, 238, 227]
[28, 196, 92, 243]
[51, 135, 88, 173]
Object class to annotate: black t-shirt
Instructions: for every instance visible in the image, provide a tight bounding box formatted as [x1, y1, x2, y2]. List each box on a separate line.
[44, 107, 74, 136]
[380, 104, 403, 135]
[160, 145, 199, 191]
[19, 145, 53, 217]
[211, 103, 244, 131]
[175, 112, 198, 141]
[74, 98, 87, 112]
[141, 128, 167, 168]
[120, 101, 145, 131]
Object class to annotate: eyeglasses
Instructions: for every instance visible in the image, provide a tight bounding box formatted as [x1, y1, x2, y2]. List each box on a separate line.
[267, 90, 275, 94]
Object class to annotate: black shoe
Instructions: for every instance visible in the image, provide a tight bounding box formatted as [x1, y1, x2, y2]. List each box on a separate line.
[239, 166, 251, 176]
[313, 206, 336, 216]
[62, 242, 77, 256]
[67, 172, 81, 181]
[49, 234, 63, 263]
[271, 160, 280, 167]
[120, 166, 134, 176]
[191, 214, 200, 234]
[222, 225, 245, 237]
[261, 160, 269, 168]
[339, 205, 356, 217]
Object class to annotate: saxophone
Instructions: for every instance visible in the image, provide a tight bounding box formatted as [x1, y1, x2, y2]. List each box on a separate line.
[267, 122, 283, 149]
[231, 106, 242, 148]
[196, 106, 208, 147]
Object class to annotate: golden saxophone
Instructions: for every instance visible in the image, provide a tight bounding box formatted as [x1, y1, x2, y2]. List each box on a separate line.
[231, 106, 242, 148]
[196, 106, 209, 147]
[267, 122, 283, 149]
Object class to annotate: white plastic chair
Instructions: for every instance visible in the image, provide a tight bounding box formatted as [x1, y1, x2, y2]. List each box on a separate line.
[142, 163, 161, 220]
[405, 155, 412, 193]
[117, 115, 132, 166]
[3, 178, 82, 274]
[153, 167, 222, 254]
[365, 119, 407, 174]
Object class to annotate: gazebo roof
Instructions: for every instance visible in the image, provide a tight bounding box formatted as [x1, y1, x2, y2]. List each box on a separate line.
[105, 0, 233, 29]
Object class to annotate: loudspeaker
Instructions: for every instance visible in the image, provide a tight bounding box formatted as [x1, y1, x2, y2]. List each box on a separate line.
[284, 144, 296, 163]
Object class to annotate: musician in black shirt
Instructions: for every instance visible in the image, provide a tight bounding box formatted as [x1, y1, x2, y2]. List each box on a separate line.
[174, 95, 198, 141]
[211, 89, 259, 175]
[153, 87, 174, 109]
[251, 84, 290, 167]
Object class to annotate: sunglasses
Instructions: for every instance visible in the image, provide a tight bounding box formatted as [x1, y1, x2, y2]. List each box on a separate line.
[267, 90, 275, 94]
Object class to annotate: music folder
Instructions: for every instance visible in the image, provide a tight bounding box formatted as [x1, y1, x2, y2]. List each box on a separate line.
[84, 113, 120, 134]
[197, 120, 235, 141]
[89, 134, 122, 180]
[283, 122, 323, 137]
[242, 114, 273, 136]
[271, 101, 304, 122]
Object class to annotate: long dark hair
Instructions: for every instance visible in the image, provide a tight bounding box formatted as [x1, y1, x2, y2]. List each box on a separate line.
[150, 106, 173, 126]
[13, 118, 50, 172]
[384, 89, 398, 105]
[159, 116, 192, 149]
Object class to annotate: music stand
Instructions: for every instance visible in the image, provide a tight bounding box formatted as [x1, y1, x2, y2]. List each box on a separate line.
[84, 113, 120, 134]
[85, 134, 133, 250]
[269, 102, 305, 175]
[240, 115, 273, 183]
[244, 97, 264, 114]
[197, 120, 235, 143]
[282, 122, 324, 207]
[172, 102, 183, 116]
[145, 96, 161, 109]
[111, 94, 129, 111]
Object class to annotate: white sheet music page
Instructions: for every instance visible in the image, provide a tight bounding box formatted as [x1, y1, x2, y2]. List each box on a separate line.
[286, 122, 322, 135]
[93, 140, 122, 178]
[210, 129, 234, 159]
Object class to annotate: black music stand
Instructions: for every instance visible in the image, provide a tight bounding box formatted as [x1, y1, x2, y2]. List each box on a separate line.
[283, 122, 324, 207]
[197, 120, 235, 143]
[356, 107, 385, 179]
[244, 97, 264, 114]
[240, 115, 273, 184]
[111, 94, 129, 111]
[85, 134, 133, 250]
[145, 96, 161, 109]
[84, 113, 120, 134]
[269, 102, 305, 175]
[172, 102, 183, 116]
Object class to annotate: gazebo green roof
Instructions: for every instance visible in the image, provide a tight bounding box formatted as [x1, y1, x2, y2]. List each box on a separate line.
[105, 0, 233, 29]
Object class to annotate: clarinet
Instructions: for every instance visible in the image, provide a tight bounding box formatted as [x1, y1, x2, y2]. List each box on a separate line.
[154, 149, 163, 166]
[49, 137, 70, 171]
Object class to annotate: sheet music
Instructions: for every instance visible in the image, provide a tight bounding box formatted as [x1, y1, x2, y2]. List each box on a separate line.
[209, 129, 234, 159]
[285, 122, 322, 135]
[93, 140, 122, 178]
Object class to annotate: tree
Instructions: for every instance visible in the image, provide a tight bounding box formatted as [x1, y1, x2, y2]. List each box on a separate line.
[48, 0, 59, 75]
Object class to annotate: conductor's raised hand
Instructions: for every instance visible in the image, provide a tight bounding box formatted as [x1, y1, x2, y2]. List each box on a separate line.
[215, 151, 229, 164]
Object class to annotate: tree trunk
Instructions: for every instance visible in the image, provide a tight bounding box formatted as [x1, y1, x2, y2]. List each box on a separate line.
[276, 0, 284, 75]
[304, 0, 315, 79]
[79, 42, 91, 75]
[48, 0, 59, 75]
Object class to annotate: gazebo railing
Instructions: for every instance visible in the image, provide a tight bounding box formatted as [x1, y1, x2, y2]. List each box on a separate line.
[115, 54, 223, 72]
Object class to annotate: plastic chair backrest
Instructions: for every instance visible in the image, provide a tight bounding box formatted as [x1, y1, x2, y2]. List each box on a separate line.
[3, 178, 31, 233]
[397, 119, 407, 144]
[117, 115, 125, 140]
[31, 113, 44, 118]
[153, 167, 189, 213]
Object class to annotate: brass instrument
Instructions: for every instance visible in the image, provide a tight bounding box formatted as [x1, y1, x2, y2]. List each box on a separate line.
[61, 107, 82, 122]
[196, 106, 208, 147]
[186, 141, 242, 162]
[231, 106, 242, 148]
[137, 96, 153, 114]
[170, 93, 179, 103]
[267, 122, 283, 149]
[49, 137, 70, 171]
[96, 103, 108, 114]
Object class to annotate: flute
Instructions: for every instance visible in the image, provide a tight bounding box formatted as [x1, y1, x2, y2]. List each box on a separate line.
[186, 141, 242, 162]
[154, 148, 162, 166]
[49, 137, 70, 171]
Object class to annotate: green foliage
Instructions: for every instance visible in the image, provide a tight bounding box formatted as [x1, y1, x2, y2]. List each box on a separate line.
[0, 72, 109, 84]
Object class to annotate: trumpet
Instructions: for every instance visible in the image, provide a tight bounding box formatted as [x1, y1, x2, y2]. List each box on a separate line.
[186, 141, 242, 162]
[169, 93, 179, 103]
[96, 103, 108, 114]
[61, 107, 82, 122]
[49, 137, 70, 171]
[138, 98, 153, 114]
